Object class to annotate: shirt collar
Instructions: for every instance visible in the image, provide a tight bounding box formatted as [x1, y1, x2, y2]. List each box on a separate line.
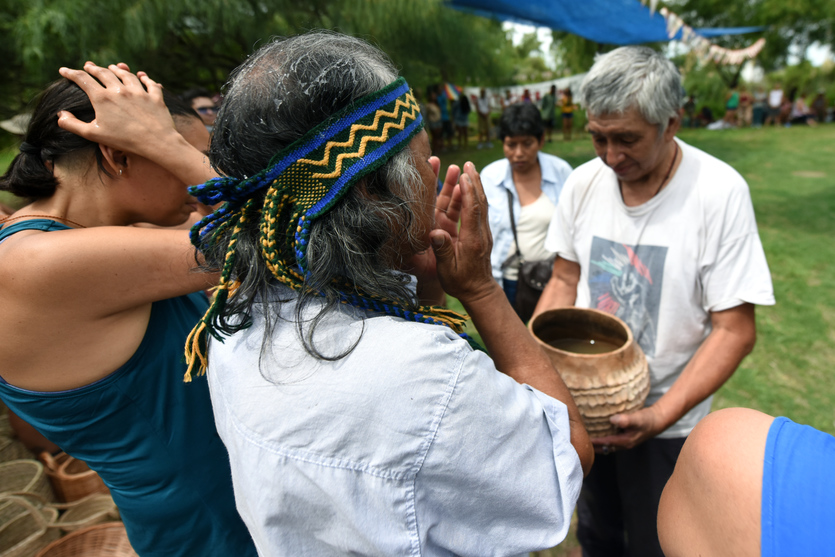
[538, 152, 558, 185]
[501, 151, 556, 194]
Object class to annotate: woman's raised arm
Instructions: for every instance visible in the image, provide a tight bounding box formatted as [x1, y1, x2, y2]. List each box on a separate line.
[57, 63, 217, 187]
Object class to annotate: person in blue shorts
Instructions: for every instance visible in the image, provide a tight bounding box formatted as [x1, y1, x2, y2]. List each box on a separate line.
[659, 407, 835, 556]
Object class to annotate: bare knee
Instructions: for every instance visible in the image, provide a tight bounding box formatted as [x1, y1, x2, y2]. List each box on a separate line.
[658, 408, 774, 557]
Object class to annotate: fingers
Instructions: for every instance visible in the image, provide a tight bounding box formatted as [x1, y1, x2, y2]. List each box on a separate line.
[59, 66, 104, 96]
[591, 435, 623, 446]
[457, 171, 482, 239]
[429, 156, 440, 179]
[445, 184, 463, 224]
[609, 413, 630, 428]
[59, 63, 131, 96]
[429, 230, 454, 264]
[107, 64, 144, 90]
[435, 164, 460, 215]
[458, 162, 490, 243]
[463, 162, 487, 208]
[80, 62, 123, 89]
[56, 110, 87, 136]
[440, 164, 460, 203]
[592, 433, 632, 450]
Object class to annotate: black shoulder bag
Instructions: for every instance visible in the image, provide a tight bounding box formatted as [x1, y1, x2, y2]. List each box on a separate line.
[502, 190, 555, 323]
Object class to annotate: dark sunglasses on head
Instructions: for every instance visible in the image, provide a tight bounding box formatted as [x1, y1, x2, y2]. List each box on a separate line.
[196, 106, 218, 114]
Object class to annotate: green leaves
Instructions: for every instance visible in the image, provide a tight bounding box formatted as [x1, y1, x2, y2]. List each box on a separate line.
[1, 0, 516, 117]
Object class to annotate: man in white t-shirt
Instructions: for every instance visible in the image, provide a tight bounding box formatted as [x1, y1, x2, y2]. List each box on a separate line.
[534, 46, 774, 557]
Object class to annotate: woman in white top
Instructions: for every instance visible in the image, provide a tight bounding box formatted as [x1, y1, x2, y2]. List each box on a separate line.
[480, 103, 573, 317]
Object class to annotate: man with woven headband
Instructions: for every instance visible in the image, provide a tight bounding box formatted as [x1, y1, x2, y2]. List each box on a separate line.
[181, 32, 593, 554]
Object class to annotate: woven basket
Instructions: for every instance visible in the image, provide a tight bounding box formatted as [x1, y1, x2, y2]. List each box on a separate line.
[38, 453, 108, 503]
[0, 494, 60, 557]
[54, 495, 119, 533]
[35, 522, 137, 557]
[0, 461, 54, 502]
[0, 439, 29, 464]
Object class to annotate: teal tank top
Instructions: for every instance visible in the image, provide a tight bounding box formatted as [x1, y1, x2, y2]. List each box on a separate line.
[0, 220, 256, 557]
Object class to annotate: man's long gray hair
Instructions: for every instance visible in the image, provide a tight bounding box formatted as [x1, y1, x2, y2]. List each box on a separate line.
[204, 31, 423, 362]
[580, 46, 683, 131]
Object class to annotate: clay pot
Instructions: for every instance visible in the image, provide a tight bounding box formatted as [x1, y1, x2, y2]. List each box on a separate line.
[529, 308, 650, 438]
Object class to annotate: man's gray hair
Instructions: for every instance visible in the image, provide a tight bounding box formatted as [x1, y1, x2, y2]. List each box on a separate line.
[580, 46, 683, 129]
[204, 31, 424, 362]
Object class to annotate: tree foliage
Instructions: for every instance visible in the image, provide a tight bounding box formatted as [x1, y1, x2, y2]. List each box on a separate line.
[550, 32, 664, 76]
[551, 32, 605, 75]
[0, 0, 516, 117]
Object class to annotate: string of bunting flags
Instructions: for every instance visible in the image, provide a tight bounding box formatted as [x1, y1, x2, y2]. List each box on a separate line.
[641, 0, 767, 66]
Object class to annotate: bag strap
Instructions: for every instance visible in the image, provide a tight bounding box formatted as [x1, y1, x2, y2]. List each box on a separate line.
[505, 189, 524, 265]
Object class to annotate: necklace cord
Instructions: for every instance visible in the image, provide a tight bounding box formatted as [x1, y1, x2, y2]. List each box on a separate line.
[619, 141, 679, 201]
[656, 141, 680, 196]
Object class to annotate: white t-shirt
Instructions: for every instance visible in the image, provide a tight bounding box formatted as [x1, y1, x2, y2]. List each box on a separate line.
[768, 88, 783, 108]
[504, 193, 556, 281]
[545, 138, 775, 437]
[477, 96, 490, 115]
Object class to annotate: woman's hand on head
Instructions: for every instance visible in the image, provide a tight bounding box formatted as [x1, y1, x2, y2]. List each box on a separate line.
[57, 62, 218, 186]
[430, 161, 496, 304]
[57, 62, 179, 159]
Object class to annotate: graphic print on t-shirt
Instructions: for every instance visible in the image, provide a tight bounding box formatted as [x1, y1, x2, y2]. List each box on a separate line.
[588, 237, 667, 357]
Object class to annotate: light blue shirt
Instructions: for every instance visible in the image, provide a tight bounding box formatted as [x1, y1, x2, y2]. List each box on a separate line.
[207, 286, 583, 556]
[481, 152, 573, 282]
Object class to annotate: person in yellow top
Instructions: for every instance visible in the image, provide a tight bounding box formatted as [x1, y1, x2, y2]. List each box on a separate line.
[560, 89, 578, 141]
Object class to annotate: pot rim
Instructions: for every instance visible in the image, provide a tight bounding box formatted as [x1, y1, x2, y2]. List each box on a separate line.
[528, 307, 635, 359]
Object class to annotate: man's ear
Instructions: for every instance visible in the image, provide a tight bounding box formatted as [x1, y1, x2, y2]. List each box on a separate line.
[98, 144, 129, 177]
[664, 114, 682, 141]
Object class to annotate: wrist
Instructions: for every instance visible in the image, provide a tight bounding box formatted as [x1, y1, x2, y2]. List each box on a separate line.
[456, 280, 503, 312]
[648, 395, 684, 432]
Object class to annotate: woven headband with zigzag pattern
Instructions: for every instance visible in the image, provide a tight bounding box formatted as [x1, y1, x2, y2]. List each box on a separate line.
[183, 78, 470, 381]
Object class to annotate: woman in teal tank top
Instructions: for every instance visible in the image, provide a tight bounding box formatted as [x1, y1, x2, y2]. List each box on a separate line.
[0, 66, 256, 556]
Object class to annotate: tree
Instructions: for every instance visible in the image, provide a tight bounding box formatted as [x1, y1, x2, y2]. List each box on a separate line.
[551, 32, 604, 75]
[549, 32, 664, 76]
[0, 0, 516, 118]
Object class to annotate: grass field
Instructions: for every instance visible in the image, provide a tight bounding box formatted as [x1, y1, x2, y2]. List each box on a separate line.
[2, 124, 833, 554]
